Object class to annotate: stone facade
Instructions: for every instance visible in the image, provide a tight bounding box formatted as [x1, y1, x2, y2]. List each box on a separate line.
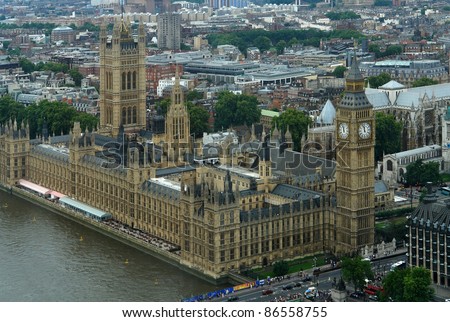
[0, 20, 377, 281]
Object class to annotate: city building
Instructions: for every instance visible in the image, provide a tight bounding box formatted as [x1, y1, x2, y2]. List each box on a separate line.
[366, 81, 450, 151]
[380, 145, 442, 186]
[408, 184, 450, 287]
[359, 60, 448, 87]
[51, 26, 76, 45]
[157, 13, 181, 51]
[0, 17, 377, 282]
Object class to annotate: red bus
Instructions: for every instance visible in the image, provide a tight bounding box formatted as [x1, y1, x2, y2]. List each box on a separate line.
[364, 284, 383, 296]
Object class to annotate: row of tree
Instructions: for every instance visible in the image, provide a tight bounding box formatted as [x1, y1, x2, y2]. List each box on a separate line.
[271, 256, 434, 302]
[341, 256, 434, 301]
[18, 58, 84, 87]
[206, 28, 363, 57]
[0, 96, 98, 139]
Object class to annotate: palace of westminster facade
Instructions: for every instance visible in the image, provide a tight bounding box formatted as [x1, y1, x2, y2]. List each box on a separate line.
[0, 19, 375, 280]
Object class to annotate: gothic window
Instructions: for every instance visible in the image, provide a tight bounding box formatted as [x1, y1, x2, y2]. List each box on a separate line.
[387, 160, 393, 171]
[122, 108, 126, 125]
[122, 72, 126, 90]
[132, 71, 137, 89]
[127, 71, 131, 90]
[180, 119, 185, 139]
[132, 106, 137, 123]
[128, 108, 132, 123]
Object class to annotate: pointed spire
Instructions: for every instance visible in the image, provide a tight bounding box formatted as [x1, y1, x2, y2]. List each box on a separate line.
[346, 55, 363, 82]
[251, 123, 256, 141]
[285, 125, 292, 141]
[272, 124, 280, 139]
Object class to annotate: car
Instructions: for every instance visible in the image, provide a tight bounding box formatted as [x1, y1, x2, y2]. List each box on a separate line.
[227, 296, 239, 302]
[262, 289, 274, 295]
[368, 295, 378, 301]
[350, 292, 360, 299]
[294, 282, 302, 287]
[445, 299, 450, 302]
[302, 276, 312, 282]
[282, 284, 294, 290]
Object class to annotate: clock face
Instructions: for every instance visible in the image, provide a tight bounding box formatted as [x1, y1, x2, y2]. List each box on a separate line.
[338, 122, 349, 139]
[358, 122, 371, 139]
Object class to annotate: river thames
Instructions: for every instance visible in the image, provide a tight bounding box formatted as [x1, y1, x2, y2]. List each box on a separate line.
[0, 190, 221, 302]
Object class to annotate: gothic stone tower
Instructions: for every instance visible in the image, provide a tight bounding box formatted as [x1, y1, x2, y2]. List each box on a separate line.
[164, 68, 190, 164]
[0, 120, 30, 186]
[334, 57, 375, 255]
[99, 18, 146, 137]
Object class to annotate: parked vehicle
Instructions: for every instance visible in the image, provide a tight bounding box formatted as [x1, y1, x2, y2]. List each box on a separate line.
[262, 289, 274, 295]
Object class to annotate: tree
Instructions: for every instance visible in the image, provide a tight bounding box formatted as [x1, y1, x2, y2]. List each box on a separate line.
[288, 37, 298, 47]
[404, 159, 440, 186]
[272, 109, 311, 152]
[382, 267, 434, 302]
[188, 105, 210, 138]
[0, 95, 26, 125]
[214, 92, 260, 131]
[275, 40, 287, 55]
[375, 112, 402, 161]
[332, 66, 347, 78]
[154, 98, 171, 116]
[341, 256, 374, 292]
[19, 57, 35, 74]
[253, 36, 272, 53]
[367, 72, 391, 89]
[69, 68, 84, 87]
[186, 90, 203, 101]
[412, 77, 439, 88]
[272, 260, 289, 277]
[23, 100, 98, 138]
[384, 45, 403, 57]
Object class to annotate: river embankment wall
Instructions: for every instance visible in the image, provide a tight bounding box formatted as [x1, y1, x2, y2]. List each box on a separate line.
[0, 185, 230, 285]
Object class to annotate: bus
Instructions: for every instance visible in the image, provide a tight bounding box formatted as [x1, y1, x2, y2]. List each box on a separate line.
[364, 284, 383, 296]
[390, 260, 406, 271]
[440, 187, 450, 196]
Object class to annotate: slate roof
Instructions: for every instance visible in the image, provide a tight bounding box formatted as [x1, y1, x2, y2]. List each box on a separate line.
[410, 185, 450, 230]
[391, 144, 440, 159]
[264, 146, 336, 179]
[271, 184, 324, 201]
[365, 90, 391, 108]
[374, 180, 388, 194]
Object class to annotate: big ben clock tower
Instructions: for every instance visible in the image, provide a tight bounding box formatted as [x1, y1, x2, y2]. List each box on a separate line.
[335, 56, 375, 255]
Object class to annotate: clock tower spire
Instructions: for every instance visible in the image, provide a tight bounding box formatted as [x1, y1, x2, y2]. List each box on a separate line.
[335, 56, 375, 255]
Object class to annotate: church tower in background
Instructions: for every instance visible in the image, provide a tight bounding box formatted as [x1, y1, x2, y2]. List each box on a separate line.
[99, 17, 146, 137]
[334, 56, 375, 255]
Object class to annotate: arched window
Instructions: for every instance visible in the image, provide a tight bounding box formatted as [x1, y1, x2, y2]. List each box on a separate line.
[127, 71, 131, 90]
[132, 106, 137, 123]
[122, 108, 126, 125]
[387, 160, 393, 171]
[127, 107, 132, 123]
[122, 72, 126, 90]
[132, 71, 137, 89]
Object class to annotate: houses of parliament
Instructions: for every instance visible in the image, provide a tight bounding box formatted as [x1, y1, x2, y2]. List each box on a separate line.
[0, 18, 375, 281]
